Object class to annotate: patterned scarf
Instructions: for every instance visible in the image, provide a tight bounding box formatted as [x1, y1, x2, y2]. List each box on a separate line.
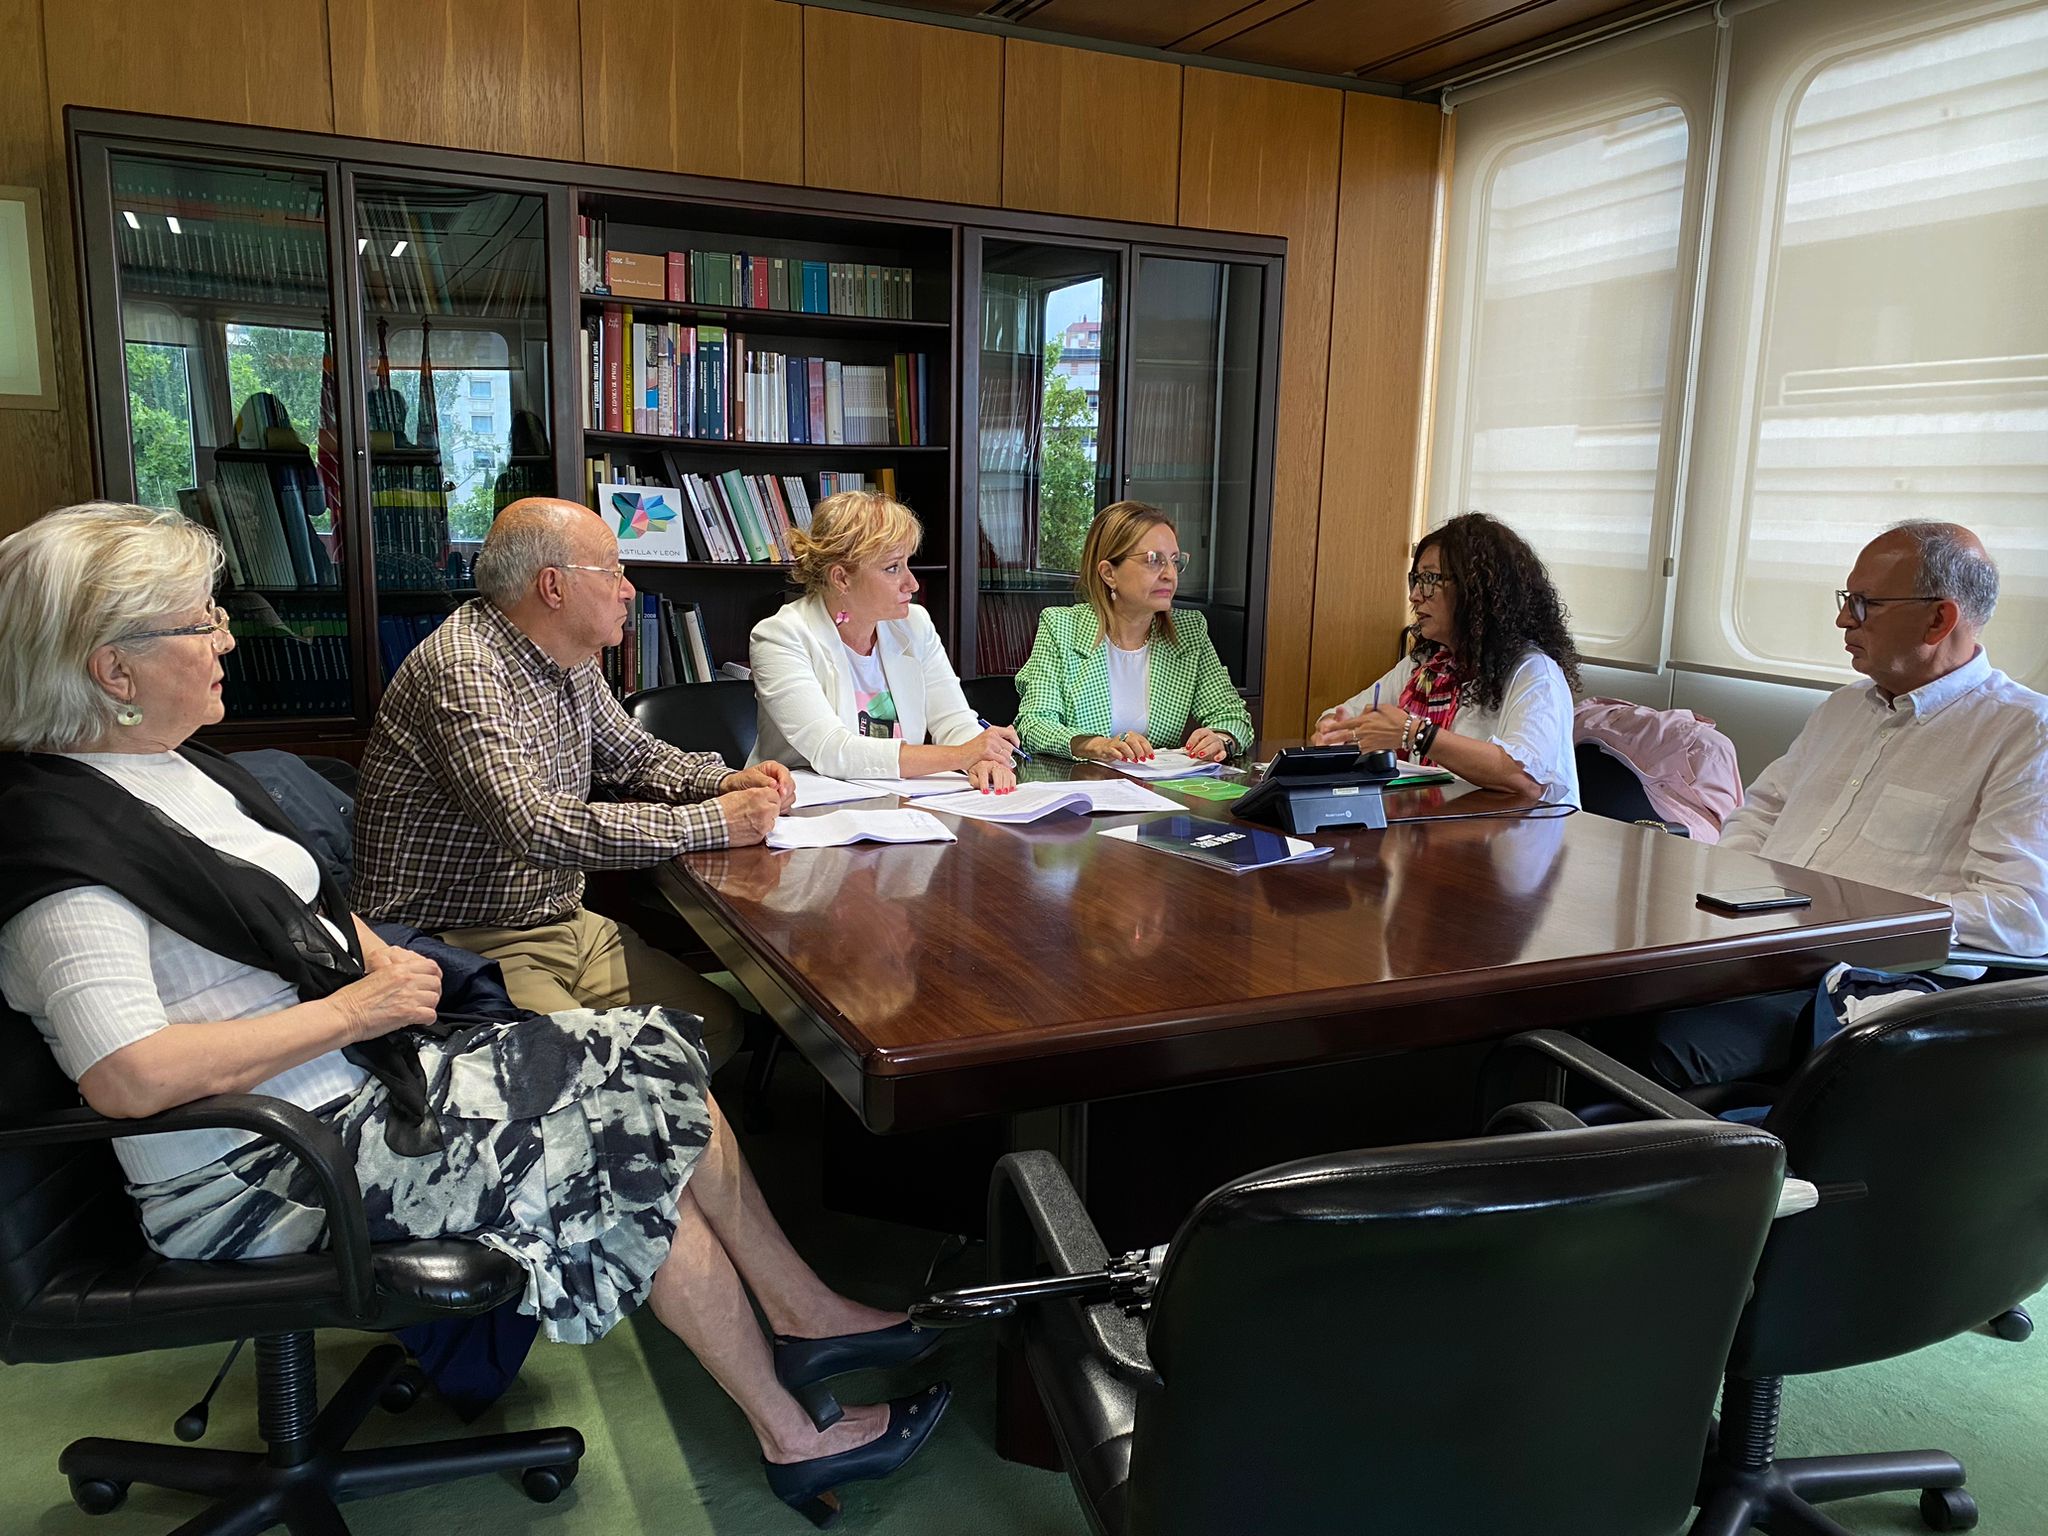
[1397, 647, 1464, 765]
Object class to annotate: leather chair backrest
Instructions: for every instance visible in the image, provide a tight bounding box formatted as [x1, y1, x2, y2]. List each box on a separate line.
[1124, 1119, 1786, 1536]
[1575, 741, 1662, 824]
[0, 1004, 145, 1357]
[625, 680, 759, 765]
[1732, 976, 2048, 1378]
[960, 674, 1020, 729]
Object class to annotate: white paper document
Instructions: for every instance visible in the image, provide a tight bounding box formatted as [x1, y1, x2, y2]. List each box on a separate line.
[1109, 749, 1228, 780]
[766, 810, 958, 850]
[790, 771, 888, 808]
[850, 771, 975, 798]
[918, 779, 1181, 824]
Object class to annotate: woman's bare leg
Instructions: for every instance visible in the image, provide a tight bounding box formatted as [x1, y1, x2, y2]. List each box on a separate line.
[647, 1187, 889, 1462]
[681, 1094, 902, 1339]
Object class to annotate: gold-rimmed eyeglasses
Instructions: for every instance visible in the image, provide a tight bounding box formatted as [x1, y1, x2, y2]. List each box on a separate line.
[1120, 550, 1191, 574]
[560, 562, 631, 588]
[119, 603, 232, 648]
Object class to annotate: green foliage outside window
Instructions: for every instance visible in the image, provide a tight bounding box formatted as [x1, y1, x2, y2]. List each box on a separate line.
[1038, 339, 1097, 574]
[125, 342, 197, 513]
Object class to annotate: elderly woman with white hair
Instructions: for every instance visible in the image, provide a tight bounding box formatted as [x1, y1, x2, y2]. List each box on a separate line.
[749, 489, 1019, 792]
[0, 503, 948, 1525]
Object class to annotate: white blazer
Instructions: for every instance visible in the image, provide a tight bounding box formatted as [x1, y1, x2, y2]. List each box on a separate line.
[748, 594, 981, 780]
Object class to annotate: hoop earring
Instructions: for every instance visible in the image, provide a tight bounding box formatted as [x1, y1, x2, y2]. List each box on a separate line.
[114, 701, 144, 727]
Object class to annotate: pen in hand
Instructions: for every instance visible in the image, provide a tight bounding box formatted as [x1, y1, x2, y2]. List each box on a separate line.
[978, 716, 1030, 762]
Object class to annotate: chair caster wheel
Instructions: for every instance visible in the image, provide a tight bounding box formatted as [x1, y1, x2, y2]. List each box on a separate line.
[522, 1460, 580, 1503]
[1990, 1306, 2033, 1342]
[1921, 1487, 1979, 1530]
[69, 1476, 129, 1515]
[380, 1362, 429, 1413]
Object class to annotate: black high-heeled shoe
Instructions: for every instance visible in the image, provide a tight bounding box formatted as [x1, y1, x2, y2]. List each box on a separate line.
[763, 1381, 951, 1528]
[773, 1319, 940, 1430]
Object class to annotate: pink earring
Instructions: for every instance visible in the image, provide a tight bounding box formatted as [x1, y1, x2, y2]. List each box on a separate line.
[833, 609, 851, 625]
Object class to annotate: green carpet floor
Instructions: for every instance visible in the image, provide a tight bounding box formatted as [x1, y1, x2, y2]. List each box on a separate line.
[4, 1059, 2044, 1535]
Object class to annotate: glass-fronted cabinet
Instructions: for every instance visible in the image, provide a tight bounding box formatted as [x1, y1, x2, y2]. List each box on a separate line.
[961, 234, 1278, 701]
[968, 239, 1120, 675]
[101, 153, 355, 721]
[1125, 252, 1269, 690]
[352, 179, 556, 684]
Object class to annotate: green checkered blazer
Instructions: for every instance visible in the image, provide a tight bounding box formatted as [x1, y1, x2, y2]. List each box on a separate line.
[1014, 604, 1254, 758]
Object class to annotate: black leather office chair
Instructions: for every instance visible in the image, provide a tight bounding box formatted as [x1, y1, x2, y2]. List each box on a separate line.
[625, 678, 760, 765]
[1681, 976, 2048, 1534]
[959, 674, 1019, 728]
[1575, 740, 1667, 825]
[961, 1087, 1785, 1536]
[0, 1009, 583, 1532]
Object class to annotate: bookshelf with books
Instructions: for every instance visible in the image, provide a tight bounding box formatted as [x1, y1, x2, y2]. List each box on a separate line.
[571, 189, 957, 696]
[74, 110, 1281, 747]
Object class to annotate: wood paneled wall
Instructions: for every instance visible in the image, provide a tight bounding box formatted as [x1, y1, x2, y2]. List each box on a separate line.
[2, 1, 1442, 738]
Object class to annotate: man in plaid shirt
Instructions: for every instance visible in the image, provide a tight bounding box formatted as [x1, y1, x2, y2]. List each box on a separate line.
[354, 500, 795, 1067]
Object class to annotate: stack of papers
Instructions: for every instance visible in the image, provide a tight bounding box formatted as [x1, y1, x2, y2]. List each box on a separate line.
[790, 770, 887, 808]
[1100, 817, 1333, 874]
[766, 810, 958, 850]
[850, 771, 973, 798]
[1109, 749, 1228, 780]
[919, 779, 1180, 824]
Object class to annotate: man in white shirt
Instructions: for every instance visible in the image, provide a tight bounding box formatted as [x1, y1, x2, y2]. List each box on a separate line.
[1653, 521, 2048, 1087]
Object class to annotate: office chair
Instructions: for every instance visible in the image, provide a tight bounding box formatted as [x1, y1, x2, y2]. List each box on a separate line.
[0, 1008, 583, 1532]
[1560, 979, 2048, 1534]
[959, 674, 1020, 728]
[1574, 740, 1670, 825]
[622, 679, 782, 1122]
[923, 1069, 1785, 1536]
[624, 678, 761, 766]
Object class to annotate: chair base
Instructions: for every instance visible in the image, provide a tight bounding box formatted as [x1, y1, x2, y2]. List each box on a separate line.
[1690, 1447, 1973, 1535]
[58, 1342, 583, 1536]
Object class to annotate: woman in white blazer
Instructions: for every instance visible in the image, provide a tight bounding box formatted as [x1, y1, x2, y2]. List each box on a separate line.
[750, 490, 1019, 792]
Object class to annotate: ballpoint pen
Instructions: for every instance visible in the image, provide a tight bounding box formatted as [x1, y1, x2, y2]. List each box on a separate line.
[978, 716, 1031, 762]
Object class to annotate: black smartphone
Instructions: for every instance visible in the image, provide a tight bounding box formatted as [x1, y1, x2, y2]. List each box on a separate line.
[1697, 886, 1813, 914]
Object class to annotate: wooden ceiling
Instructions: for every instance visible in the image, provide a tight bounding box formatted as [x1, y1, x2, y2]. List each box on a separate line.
[859, 0, 1695, 94]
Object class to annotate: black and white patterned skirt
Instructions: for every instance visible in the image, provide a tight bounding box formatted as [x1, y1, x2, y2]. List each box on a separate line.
[132, 1007, 712, 1345]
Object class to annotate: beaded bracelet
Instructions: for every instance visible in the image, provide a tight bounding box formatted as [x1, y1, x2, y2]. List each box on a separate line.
[1417, 720, 1440, 758]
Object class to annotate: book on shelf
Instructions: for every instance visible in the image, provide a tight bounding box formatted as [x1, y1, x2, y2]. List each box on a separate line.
[603, 593, 720, 696]
[581, 306, 930, 446]
[586, 456, 838, 564]
[221, 600, 352, 717]
[579, 222, 915, 319]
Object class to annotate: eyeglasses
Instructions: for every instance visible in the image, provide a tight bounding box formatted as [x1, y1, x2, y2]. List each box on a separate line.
[1408, 570, 1455, 596]
[1835, 590, 1940, 624]
[119, 603, 232, 648]
[560, 562, 631, 588]
[1120, 551, 1191, 574]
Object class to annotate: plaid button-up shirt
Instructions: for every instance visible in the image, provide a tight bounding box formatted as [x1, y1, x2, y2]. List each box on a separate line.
[353, 599, 735, 931]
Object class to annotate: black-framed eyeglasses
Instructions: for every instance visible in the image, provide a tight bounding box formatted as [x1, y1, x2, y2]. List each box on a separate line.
[118, 603, 232, 647]
[1119, 550, 1191, 574]
[1835, 590, 1940, 624]
[1408, 570, 1455, 596]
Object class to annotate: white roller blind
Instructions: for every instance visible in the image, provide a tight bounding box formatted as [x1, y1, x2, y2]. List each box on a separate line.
[1433, 23, 1718, 667]
[1672, 0, 2048, 687]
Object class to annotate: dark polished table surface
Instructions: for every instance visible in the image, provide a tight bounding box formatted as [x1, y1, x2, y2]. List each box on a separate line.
[657, 756, 1952, 1133]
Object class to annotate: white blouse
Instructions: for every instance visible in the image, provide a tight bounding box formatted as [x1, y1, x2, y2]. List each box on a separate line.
[0, 753, 367, 1184]
[1106, 641, 1151, 739]
[1320, 650, 1581, 808]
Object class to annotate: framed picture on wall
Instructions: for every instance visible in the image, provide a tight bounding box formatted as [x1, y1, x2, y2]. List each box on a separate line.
[0, 184, 58, 410]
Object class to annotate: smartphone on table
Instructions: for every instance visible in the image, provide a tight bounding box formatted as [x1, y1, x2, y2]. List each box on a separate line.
[1696, 886, 1813, 914]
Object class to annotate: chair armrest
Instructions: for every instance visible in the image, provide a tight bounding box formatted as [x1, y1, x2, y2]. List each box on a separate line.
[0, 1094, 375, 1318]
[989, 1152, 1151, 1373]
[1487, 1029, 1718, 1124]
[1948, 947, 2048, 974]
[1484, 1101, 1589, 1135]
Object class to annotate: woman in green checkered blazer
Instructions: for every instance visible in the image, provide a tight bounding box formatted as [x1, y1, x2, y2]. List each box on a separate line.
[1014, 502, 1254, 762]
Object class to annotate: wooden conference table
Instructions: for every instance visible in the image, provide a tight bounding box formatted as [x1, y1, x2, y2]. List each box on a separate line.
[655, 754, 1952, 1136]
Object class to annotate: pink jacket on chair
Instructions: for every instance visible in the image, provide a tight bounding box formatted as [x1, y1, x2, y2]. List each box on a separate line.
[1572, 697, 1744, 842]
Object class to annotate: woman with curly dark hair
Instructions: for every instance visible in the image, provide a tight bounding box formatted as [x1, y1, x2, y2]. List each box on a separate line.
[1312, 513, 1582, 805]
